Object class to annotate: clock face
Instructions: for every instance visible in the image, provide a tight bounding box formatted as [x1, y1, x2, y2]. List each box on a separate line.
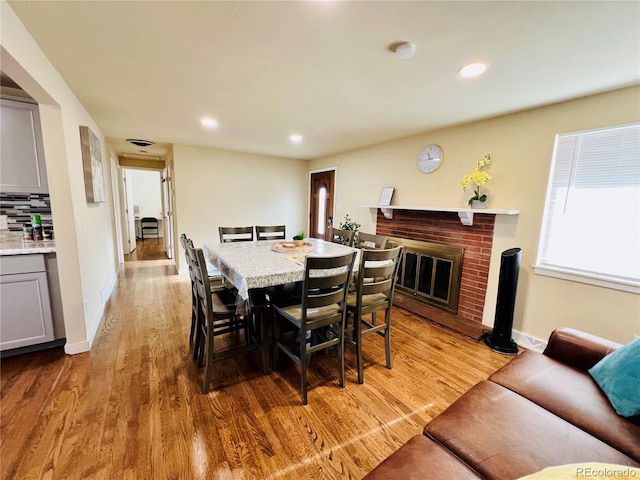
[417, 144, 443, 173]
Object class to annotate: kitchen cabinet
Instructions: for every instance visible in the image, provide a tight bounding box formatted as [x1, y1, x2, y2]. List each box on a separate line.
[0, 98, 48, 193]
[0, 254, 55, 351]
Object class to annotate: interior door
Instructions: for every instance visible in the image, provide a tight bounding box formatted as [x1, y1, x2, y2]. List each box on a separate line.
[309, 170, 335, 240]
[162, 167, 174, 260]
[123, 169, 137, 254]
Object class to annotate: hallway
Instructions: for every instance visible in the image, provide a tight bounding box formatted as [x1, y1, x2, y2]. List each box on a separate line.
[0, 250, 509, 479]
[125, 238, 168, 262]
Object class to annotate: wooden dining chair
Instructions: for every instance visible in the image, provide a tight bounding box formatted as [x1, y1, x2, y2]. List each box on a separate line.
[272, 251, 357, 405]
[140, 217, 159, 242]
[355, 232, 388, 250]
[345, 246, 403, 384]
[187, 243, 269, 394]
[219, 226, 254, 243]
[255, 225, 286, 240]
[180, 234, 227, 349]
[330, 227, 355, 247]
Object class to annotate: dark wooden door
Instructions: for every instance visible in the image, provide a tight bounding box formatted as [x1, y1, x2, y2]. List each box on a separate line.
[309, 170, 335, 240]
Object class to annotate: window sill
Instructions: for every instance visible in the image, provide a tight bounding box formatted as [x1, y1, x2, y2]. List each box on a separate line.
[533, 265, 639, 294]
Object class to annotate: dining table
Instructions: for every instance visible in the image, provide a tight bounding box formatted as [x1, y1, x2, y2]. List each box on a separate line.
[203, 237, 359, 314]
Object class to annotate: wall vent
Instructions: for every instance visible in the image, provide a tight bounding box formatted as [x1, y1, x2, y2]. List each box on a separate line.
[126, 139, 155, 147]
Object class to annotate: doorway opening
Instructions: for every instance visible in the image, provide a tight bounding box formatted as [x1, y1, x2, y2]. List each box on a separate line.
[122, 168, 167, 261]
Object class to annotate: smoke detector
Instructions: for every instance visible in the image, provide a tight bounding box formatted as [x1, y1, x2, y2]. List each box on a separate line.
[394, 42, 416, 59]
[126, 138, 155, 147]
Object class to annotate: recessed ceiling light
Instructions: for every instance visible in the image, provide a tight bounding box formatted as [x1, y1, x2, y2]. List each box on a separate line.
[201, 117, 218, 128]
[458, 62, 487, 78]
[290, 134, 303, 144]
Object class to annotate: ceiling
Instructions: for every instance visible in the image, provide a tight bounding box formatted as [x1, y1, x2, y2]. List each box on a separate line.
[8, 1, 640, 161]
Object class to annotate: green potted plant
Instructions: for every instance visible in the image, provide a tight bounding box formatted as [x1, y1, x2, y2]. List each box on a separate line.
[293, 231, 306, 246]
[461, 154, 492, 208]
[338, 214, 361, 243]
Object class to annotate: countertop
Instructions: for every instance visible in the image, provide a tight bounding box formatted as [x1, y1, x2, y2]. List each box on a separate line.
[0, 231, 56, 255]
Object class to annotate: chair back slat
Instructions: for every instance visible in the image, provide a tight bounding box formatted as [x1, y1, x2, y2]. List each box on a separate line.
[305, 289, 345, 309]
[331, 228, 355, 247]
[355, 246, 403, 302]
[362, 281, 392, 297]
[302, 252, 356, 314]
[219, 226, 254, 243]
[255, 225, 286, 240]
[355, 232, 388, 250]
[179, 233, 188, 249]
[307, 271, 351, 291]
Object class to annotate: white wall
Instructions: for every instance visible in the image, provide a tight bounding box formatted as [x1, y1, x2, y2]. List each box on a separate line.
[173, 144, 308, 273]
[309, 86, 640, 344]
[130, 169, 162, 219]
[2, 2, 118, 353]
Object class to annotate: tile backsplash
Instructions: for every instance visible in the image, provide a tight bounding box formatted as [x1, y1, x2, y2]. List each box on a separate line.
[0, 193, 52, 231]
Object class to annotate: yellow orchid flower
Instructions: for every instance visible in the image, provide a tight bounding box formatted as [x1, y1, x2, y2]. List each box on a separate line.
[461, 154, 492, 206]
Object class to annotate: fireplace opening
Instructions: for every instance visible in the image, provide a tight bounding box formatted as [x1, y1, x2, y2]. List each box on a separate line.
[387, 237, 464, 315]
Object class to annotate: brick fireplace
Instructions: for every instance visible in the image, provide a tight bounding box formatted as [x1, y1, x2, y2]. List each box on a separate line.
[376, 209, 494, 323]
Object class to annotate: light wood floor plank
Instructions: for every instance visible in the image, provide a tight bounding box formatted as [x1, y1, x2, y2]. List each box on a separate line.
[1, 240, 511, 479]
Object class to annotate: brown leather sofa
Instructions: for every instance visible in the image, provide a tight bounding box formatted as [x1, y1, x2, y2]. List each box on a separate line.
[364, 328, 640, 480]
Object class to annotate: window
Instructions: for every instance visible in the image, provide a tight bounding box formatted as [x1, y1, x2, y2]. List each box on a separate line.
[535, 122, 640, 293]
[317, 186, 327, 235]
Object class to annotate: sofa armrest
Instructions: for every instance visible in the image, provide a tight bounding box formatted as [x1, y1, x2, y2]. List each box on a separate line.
[543, 327, 623, 371]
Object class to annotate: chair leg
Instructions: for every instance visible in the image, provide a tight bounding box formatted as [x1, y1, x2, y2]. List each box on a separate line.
[189, 290, 197, 344]
[257, 309, 271, 375]
[300, 332, 308, 405]
[193, 303, 204, 362]
[384, 311, 392, 369]
[272, 312, 281, 370]
[338, 320, 346, 388]
[356, 317, 364, 384]
[202, 330, 214, 394]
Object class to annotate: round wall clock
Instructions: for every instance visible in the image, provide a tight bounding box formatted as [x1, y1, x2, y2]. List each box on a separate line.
[417, 144, 444, 173]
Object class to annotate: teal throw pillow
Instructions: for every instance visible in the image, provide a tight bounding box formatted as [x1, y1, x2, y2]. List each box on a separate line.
[588, 338, 640, 418]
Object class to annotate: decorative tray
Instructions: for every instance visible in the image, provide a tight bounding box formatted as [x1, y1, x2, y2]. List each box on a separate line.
[271, 241, 314, 254]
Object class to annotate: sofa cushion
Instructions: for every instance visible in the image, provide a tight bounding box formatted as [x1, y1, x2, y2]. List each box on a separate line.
[363, 435, 482, 480]
[424, 381, 639, 480]
[489, 350, 640, 461]
[589, 338, 640, 418]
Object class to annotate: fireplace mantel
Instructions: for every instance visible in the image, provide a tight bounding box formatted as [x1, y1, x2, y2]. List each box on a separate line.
[359, 204, 519, 226]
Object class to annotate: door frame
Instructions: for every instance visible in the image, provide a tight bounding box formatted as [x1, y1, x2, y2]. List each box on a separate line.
[308, 167, 337, 240]
[162, 166, 174, 260]
[122, 168, 137, 254]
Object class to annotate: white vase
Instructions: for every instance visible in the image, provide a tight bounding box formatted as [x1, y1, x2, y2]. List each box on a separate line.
[471, 200, 487, 209]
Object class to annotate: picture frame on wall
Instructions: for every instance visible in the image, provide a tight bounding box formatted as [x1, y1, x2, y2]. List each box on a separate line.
[79, 125, 105, 203]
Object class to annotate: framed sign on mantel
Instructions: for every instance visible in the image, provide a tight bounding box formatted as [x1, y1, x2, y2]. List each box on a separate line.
[379, 187, 395, 206]
[79, 125, 106, 203]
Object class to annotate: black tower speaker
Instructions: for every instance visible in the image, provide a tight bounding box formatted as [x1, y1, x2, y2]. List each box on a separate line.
[484, 247, 521, 355]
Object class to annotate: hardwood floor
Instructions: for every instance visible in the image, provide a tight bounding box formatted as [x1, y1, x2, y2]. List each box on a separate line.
[125, 238, 168, 261]
[0, 247, 511, 479]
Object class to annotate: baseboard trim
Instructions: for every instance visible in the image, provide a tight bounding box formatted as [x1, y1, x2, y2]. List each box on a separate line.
[64, 340, 90, 355]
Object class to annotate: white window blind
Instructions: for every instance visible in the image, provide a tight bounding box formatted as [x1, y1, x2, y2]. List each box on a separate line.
[535, 122, 640, 293]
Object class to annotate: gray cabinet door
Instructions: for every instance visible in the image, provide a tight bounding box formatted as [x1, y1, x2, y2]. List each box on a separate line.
[0, 98, 48, 193]
[0, 271, 54, 351]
